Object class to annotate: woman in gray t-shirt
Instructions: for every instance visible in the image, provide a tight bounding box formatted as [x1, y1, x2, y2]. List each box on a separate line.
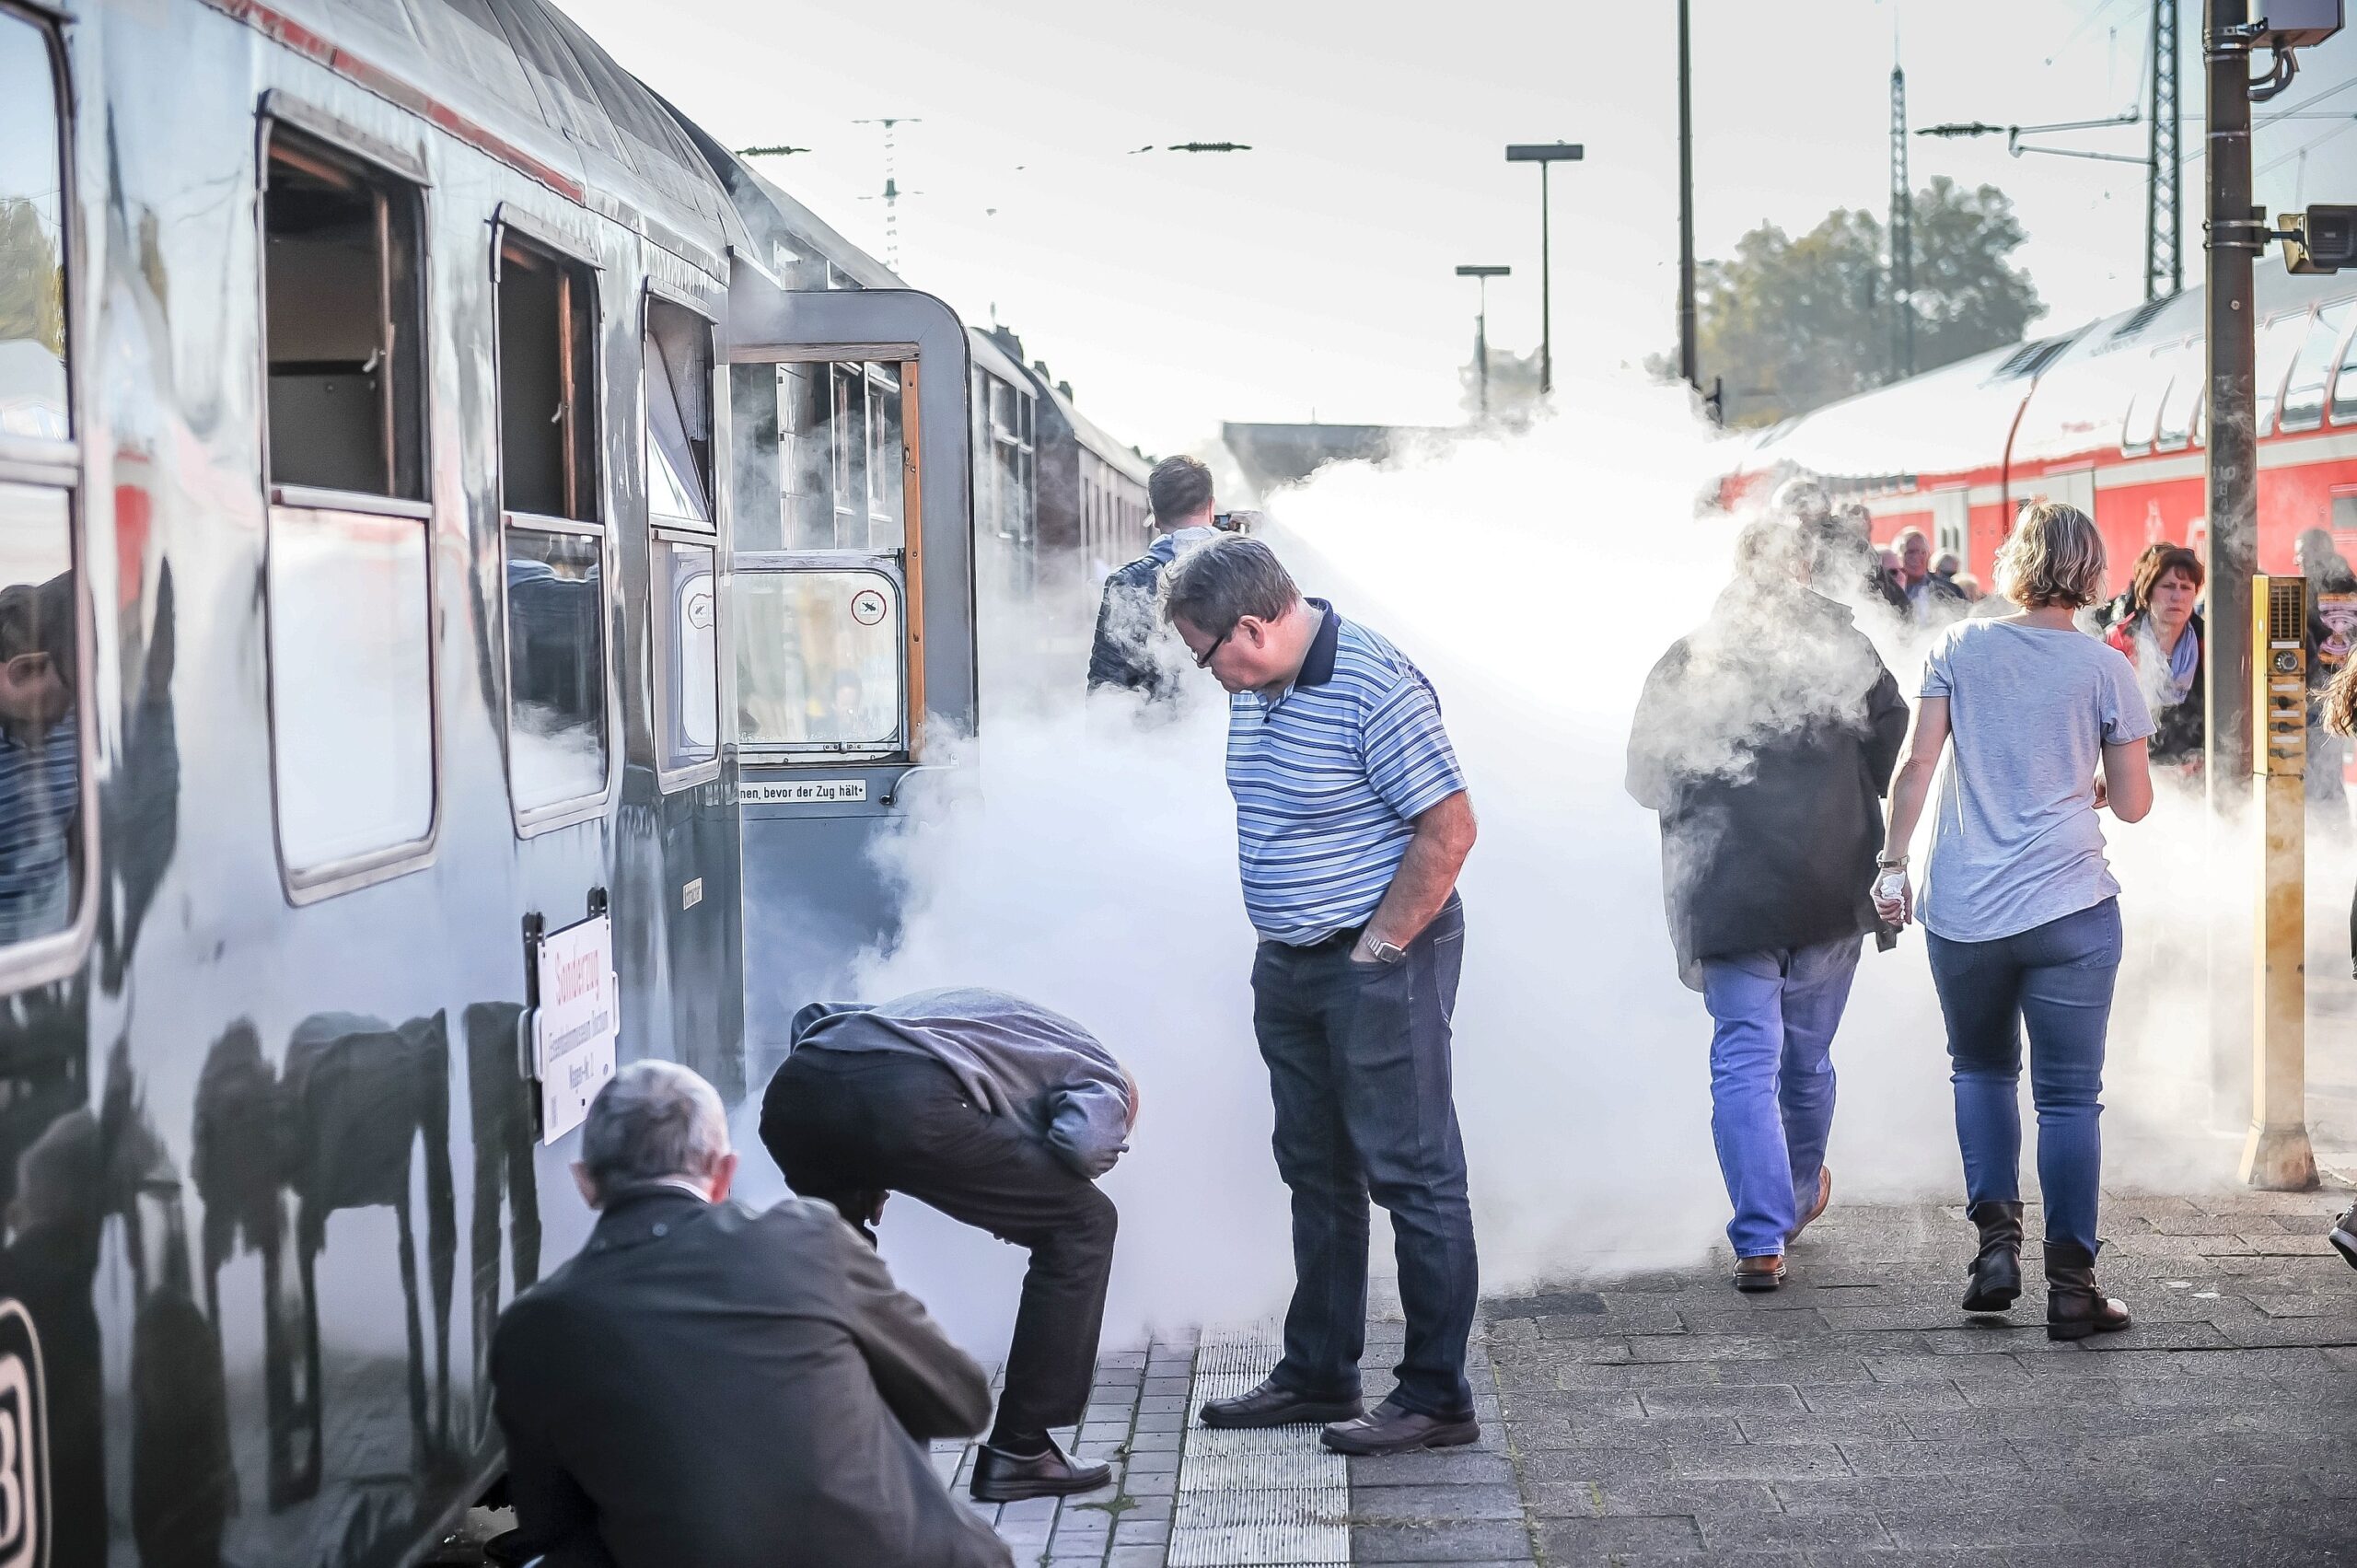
[1874, 503, 2154, 1342]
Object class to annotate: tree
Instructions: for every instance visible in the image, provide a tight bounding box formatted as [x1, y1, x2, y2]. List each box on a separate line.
[1689, 177, 2045, 427]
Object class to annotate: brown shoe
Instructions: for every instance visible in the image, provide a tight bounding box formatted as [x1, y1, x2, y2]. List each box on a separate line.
[1733, 1254, 1785, 1293]
[1787, 1167, 1832, 1244]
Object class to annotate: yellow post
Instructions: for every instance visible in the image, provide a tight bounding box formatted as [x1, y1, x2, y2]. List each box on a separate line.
[2242, 574, 2318, 1190]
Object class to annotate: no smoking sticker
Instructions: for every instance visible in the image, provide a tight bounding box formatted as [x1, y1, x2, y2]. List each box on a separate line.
[851, 588, 888, 627]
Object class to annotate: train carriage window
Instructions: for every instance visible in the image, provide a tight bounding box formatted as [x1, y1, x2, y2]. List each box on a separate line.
[2282, 300, 2355, 433]
[269, 505, 434, 871]
[2254, 309, 2313, 439]
[653, 537, 717, 775]
[262, 129, 424, 499]
[0, 9, 68, 446]
[644, 296, 714, 529]
[2154, 340, 2203, 453]
[497, 235, 607, 819]
[0, 485, 82, 947]
[2336, 322, 2357, 425]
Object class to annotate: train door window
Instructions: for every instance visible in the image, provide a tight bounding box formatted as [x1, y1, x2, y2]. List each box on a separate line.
[2254, 309, 2312, 438]
[736, 352, 916, 762]
[1, 8, 68, 445]
[261, 128, 425, 500]
[2336, 490, 2357, 533]
[497, 235, 608, 820]
[736, 570, 906, 752]
[1931, 489, 1968, 563]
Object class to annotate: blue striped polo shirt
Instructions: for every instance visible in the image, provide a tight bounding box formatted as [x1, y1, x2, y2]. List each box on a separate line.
[1226, 600, 1468, 946]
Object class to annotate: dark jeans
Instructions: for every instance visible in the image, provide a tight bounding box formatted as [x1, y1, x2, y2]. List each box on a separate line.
[759, 1050, 1117, 1438]
[1924, 899, 2122, 1255]
[1251, 896, 1476, 1419]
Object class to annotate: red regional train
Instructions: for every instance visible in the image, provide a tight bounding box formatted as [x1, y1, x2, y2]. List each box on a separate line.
[1727, 261, 2357, 589]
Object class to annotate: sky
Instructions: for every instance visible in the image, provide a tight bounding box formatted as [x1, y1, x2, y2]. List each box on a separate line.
[556, 0, 2357, 456]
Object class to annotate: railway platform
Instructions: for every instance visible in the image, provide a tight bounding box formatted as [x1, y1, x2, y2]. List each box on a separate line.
[946, 1188, 2357, 1568]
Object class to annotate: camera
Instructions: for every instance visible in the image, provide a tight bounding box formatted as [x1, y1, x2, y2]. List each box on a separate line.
[1212, 510, 1262, 533]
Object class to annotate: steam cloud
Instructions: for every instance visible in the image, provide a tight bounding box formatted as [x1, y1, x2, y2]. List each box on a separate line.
[783, 365, 2292, 1361]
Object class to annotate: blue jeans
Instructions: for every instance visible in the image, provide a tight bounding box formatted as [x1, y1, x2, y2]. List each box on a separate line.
[1250, 896, 1476, 1419]
[1924, 899, 2122, 1254]
[1700, 938, 1860, 1259]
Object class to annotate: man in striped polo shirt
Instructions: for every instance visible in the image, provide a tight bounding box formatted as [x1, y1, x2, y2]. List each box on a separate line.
[1164, 535, 1481, 1458]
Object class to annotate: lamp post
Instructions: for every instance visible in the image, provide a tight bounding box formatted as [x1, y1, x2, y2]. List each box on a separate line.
[1505, 142, 1584, 396]
[1678, 0, 1699, 394]
[1455, 265, 1510, 419]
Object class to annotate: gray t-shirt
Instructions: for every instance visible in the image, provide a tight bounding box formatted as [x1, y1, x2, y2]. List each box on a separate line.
[1917, 619, 2154, 943]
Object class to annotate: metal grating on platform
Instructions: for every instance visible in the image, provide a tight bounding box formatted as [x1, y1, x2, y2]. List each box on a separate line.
[1167, 1329, 1350, 1568]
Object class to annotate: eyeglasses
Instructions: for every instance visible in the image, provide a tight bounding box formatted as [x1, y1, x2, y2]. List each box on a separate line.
[1193, 624, 1235, 668]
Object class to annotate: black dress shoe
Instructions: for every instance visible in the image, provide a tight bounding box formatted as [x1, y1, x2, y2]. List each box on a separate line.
[970, 1436, 1113, 1503]
[1197, 1376, 1364, 1429]
[1320, 1398, 1480, 1457]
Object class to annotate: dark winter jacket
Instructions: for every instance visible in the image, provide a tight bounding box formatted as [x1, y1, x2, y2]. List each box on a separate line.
[2104, 610, 2205, 769]
[1627, 582, 1910, 982]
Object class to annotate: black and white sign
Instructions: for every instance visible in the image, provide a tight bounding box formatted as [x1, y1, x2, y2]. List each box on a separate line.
[535, 912, 618, 1145]
[850, 587, 888, 627]
[742, 778, 868, 805]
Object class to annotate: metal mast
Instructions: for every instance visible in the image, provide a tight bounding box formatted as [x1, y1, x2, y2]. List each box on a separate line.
[853, 116, 920, 272]
[1888, 59, 1916, 380]
[2148, 0, 2184, 298]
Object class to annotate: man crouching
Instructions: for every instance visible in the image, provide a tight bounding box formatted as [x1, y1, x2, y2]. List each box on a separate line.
[761, 986, 1137, 1503]
[492, 1061, 1011, 1568]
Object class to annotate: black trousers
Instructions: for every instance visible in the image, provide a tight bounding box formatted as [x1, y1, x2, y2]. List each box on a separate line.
[759, 1050, 1117, 1438]
[1252, 895, 1476, 1418]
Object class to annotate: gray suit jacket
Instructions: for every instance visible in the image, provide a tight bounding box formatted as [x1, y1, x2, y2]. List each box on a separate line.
[492, 1188, 1012, 1568]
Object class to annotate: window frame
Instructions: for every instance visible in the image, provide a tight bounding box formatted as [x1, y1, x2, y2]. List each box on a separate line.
[493, 212, 617, 836]
[732, 550, 911, 762]
[2329, 296, 2357, 427]
[641, 284, 724, 793]
[0, 1, 98, 995]
[254, 101, 442, 903]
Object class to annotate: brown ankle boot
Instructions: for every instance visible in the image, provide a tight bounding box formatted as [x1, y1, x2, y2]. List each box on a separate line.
[1961, 1201, 2024, 1314]
[2044, 1238, 2131, 1341]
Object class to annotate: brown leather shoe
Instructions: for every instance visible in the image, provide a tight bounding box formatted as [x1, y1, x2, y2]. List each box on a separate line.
[1733, 1254, 1786, 1293]
[1787, 1167, 1832, 1243]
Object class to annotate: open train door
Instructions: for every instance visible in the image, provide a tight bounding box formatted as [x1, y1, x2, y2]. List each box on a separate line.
[719, 273, 977, 1061]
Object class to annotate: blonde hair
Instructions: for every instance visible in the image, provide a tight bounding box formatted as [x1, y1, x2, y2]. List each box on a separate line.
[1995, 502, 2106, 609]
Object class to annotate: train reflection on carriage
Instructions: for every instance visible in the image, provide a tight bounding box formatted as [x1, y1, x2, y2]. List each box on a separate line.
[0, 0, 1167, 1559]
[1731, 262, 2357, 585]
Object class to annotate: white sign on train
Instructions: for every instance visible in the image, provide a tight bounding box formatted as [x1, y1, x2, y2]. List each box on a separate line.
[535, 912, 618, 1146]
[742, 778, 868, 804]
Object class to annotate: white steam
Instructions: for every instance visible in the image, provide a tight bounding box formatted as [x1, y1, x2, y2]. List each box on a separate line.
[842, 365, 2276, 1363]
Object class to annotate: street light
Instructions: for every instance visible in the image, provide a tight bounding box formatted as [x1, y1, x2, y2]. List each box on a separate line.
[1454, 265, 1510, 419]
[1505, 142, 1583, 396]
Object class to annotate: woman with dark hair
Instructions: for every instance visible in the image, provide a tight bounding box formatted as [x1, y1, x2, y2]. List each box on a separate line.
[2102, 545, 2205, 772]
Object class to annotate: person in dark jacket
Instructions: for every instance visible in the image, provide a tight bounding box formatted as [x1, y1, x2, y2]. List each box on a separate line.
[1628, 517, 1909, 1293]
[491, 1061, 1010, 1568]
[761, 987, 1138, 1503]
[1086, 454, 1220, 699]
[2102, 544, 2204, 773]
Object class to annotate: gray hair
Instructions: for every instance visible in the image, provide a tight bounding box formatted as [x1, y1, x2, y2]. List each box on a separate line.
[1161, 532, 1299, 634]
[578, 1060, 729, 1198]
[1996, 501, 2106, 609]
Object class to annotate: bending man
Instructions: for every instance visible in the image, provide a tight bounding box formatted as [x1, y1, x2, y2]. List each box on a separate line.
[761, 986, 1136, 1502]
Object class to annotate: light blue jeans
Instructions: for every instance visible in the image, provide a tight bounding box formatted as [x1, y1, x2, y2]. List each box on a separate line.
[1699, 937, 1862, 1259]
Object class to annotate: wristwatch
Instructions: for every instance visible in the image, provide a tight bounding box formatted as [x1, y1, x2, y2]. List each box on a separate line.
[1363, 936, 1408, 965]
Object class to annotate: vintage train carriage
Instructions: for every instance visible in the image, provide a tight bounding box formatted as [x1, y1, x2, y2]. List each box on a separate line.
[0, 0, 988, 1561]
[1732, 261, 2357, 591]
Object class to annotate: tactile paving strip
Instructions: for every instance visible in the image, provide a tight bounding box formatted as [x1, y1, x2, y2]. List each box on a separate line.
[1167, 1329, 1351, 1567]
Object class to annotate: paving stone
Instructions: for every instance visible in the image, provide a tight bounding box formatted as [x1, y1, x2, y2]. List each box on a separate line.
[1535, 1514, 1705, 1555]
[1349, 1519, 1537, 1562]
[1664, 1441, 1852, 1481]
[1347, 1482, 1526, 1523]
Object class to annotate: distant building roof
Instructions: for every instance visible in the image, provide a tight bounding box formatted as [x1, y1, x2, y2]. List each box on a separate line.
[1220, 422, 1448, 494]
